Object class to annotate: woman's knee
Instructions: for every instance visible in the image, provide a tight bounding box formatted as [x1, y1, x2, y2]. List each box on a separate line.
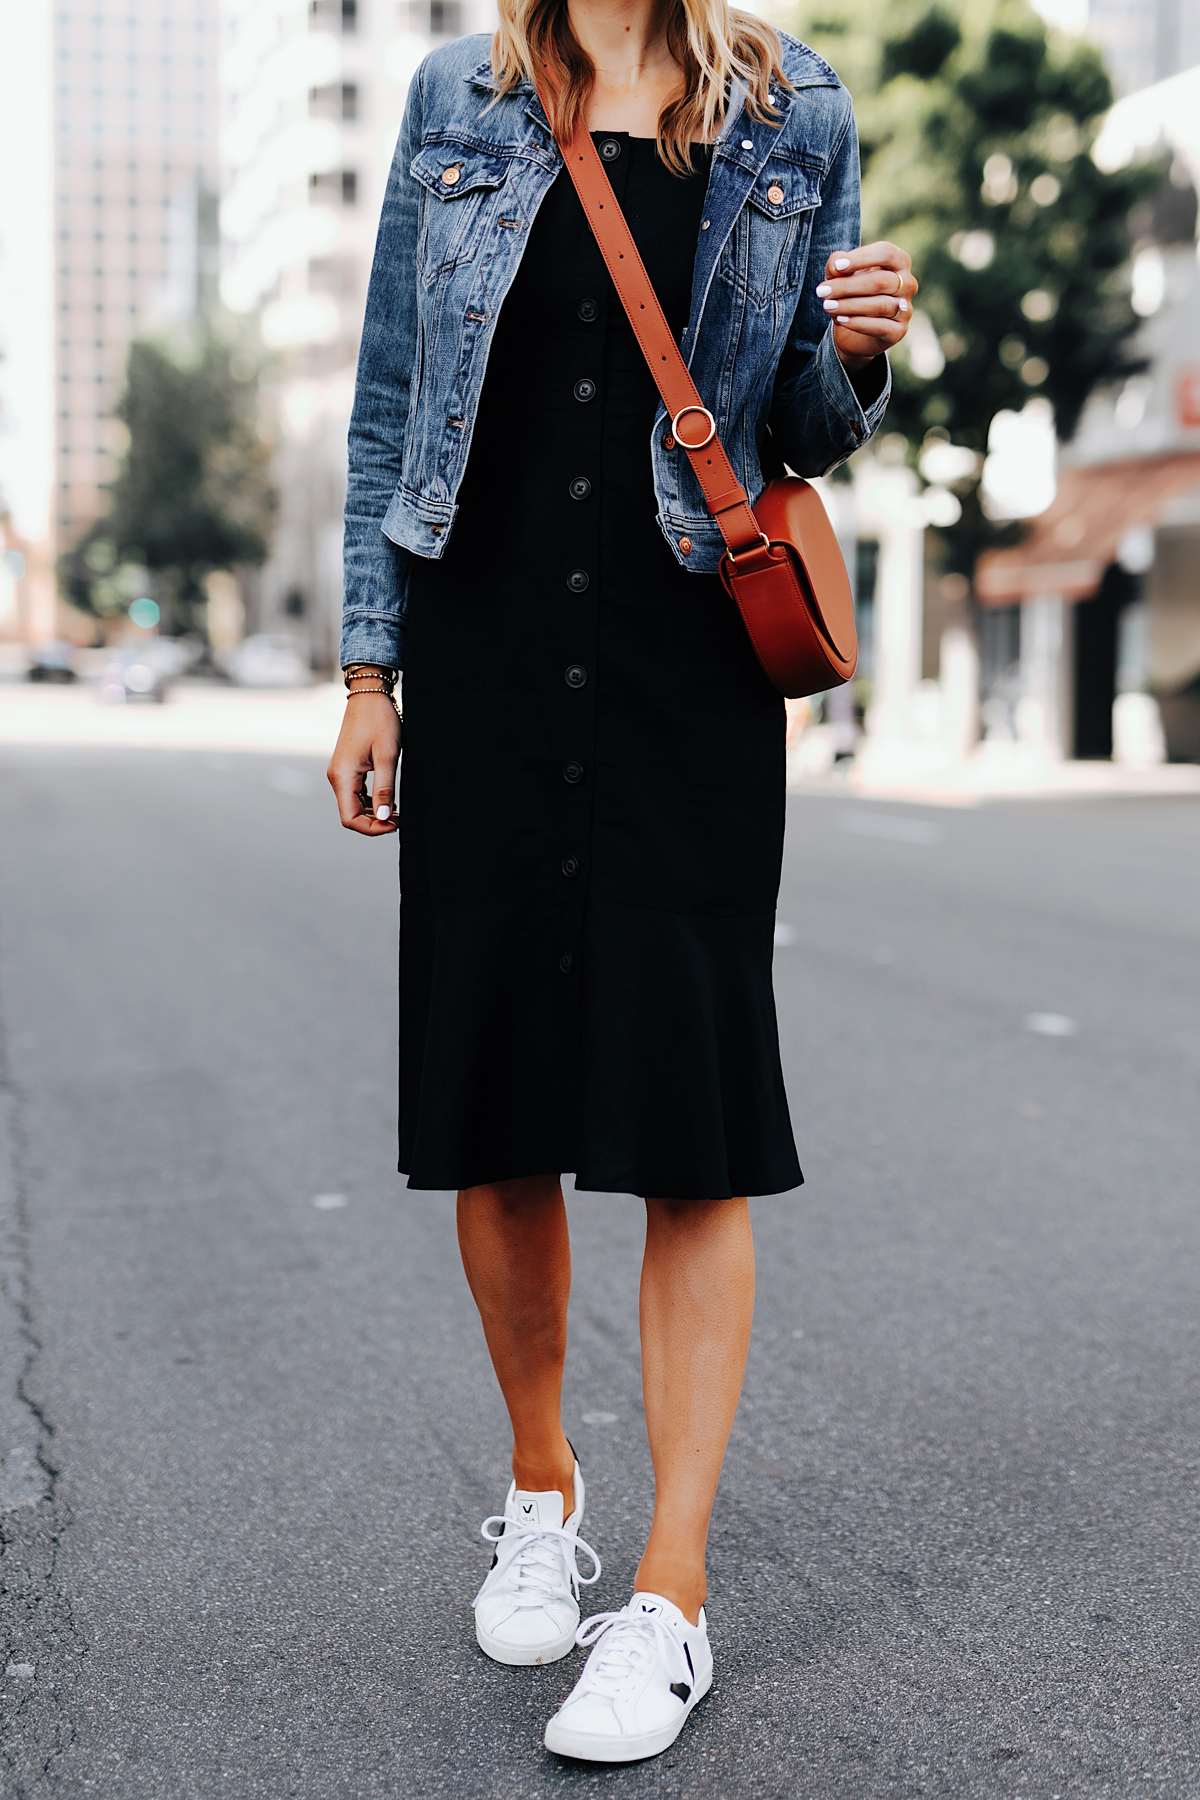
[645, 1194, 750, 1232]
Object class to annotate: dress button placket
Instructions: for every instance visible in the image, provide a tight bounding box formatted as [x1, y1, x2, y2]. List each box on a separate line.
[555, 136, 623, 990]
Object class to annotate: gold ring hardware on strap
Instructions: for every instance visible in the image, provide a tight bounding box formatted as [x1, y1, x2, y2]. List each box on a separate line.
[725, 532, 772, 563]
[671, 404, 717, 451]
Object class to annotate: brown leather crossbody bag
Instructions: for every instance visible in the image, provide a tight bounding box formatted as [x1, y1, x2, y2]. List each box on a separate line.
[544, 106, 859, 699]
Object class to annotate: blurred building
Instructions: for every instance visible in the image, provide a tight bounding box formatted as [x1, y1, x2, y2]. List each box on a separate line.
[1087, 0, 1200, 97]
[976, 63, 1200, 763]
[52, 0, 222, 551]
[217, 0, 493, 670]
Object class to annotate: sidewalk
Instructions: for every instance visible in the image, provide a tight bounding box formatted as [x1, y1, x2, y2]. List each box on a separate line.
[0, 677, 345, 756]
[787, 732, 1200, 807]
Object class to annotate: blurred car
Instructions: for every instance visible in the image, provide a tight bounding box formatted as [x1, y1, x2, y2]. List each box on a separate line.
[221, 633, 311, 688]
[28, 641, 78, 683]
[97, 641, 186, 704]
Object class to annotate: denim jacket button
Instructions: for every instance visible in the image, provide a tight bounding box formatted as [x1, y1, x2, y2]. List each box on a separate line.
[679, 537, 692, 555]
[441, 164, 462, 186]
[573, 378, 596, 403]
[662, 433, 676, 451]
[768, 184, 784, 205]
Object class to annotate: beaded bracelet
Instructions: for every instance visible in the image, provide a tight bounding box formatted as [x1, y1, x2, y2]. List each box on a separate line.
[343, 664, 399, 690]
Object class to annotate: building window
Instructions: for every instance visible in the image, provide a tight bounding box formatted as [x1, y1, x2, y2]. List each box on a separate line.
[309, 168, 358, 206]
[309, 81, 358, 120]
[429, 0, 462, 37]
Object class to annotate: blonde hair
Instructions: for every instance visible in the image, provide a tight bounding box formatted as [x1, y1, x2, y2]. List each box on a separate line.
[491, 0, 789, 174]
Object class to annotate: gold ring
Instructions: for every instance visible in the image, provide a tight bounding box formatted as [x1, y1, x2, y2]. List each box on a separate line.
[895, 270, 903, 294]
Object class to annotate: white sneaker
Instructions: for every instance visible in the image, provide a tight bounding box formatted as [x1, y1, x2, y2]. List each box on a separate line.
[473, 1462, 600, 1666]
[543, 1590, 713, 1762]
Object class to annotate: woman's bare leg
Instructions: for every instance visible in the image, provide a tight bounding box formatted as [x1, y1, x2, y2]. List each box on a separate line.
[457, 1175, 576, 1518]
[635, 1196, 755, 1624]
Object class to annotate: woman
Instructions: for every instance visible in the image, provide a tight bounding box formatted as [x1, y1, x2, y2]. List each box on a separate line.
[328, 0, 913, 1764]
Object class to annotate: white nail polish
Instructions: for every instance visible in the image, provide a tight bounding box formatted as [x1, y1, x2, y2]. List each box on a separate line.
[823, 298, 838, 310]
[815, 282, 831, 296]
[837, 316, 850, 325]
[834, 256, 851, 270]
[376, 804, 391, 820]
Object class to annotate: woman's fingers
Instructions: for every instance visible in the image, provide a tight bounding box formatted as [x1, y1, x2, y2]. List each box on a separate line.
[820, 240, 917, 363]
[823, 294, 911, 321]
[819, 243, 918, 307]
[824, 240, 914, 283]
[371, 746, 399, 825]
[326, 697, 401, 835]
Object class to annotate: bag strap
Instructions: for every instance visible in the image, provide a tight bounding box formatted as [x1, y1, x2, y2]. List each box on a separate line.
[540, 96, 766, 560]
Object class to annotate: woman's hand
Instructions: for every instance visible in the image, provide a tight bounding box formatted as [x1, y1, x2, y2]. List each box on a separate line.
[817, 241, 917, 372]
[327, 693, 401, 835]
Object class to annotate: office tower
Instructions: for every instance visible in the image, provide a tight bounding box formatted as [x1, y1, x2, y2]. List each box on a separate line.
[53, 0, 222, 550]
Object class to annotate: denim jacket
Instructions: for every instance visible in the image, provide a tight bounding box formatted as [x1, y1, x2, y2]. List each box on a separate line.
[340, 31, 891, 669]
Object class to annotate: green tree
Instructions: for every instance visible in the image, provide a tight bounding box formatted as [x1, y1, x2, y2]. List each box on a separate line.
[59, 332, 275, 634]
[789, 0, 1158, 575]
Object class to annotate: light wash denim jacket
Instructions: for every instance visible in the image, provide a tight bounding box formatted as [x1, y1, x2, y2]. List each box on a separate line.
[340, 31, 891, 669]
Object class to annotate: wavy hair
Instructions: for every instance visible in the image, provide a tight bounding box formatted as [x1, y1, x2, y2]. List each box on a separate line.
[491, 0, 789, 174]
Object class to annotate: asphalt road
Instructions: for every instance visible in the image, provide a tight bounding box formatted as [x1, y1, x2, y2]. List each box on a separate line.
[1, 744, 1198, 1798]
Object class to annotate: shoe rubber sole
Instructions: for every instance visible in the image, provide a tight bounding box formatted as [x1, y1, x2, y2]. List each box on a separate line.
[543, 1666, 712, 1761]
[475, 1613, 579, 1667]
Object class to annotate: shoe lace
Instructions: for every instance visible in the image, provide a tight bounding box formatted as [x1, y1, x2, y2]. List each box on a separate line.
[571, 1609, 691, 1699]
[475, 1515, 601, 1609]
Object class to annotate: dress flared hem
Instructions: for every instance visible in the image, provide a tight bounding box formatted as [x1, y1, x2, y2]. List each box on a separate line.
[398, 1160, 804, 1201]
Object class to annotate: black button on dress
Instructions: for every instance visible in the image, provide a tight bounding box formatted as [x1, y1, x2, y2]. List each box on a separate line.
[399, 134, 802, 1200]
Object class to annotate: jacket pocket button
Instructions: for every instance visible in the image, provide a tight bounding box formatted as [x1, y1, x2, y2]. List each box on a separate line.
[662, 433, 676, 450]
[768, 183, 784, 205]
[441, 164, 462, 186]
[679, 537, 692, 555]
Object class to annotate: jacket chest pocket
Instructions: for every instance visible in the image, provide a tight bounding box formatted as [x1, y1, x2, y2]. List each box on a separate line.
[732, 163, 822, 309]
[410, 141, 509, 283]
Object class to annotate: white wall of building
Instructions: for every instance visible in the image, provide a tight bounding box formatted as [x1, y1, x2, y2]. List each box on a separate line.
[219, 0, 495, 668]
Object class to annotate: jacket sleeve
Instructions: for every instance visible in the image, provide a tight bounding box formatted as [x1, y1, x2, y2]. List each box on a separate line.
[766, 96, 891, 479]
[339, 66, 425, 670]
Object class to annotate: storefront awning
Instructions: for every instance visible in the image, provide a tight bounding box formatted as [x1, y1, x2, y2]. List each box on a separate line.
[975, 452, 1200, 606]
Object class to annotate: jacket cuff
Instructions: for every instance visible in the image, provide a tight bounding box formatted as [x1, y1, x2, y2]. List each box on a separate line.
[816, 327, 892, 451]
[338, 609, 406, 671]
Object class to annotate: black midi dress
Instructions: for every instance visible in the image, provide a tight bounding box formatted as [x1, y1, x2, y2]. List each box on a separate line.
[399, 133, 802, 1201]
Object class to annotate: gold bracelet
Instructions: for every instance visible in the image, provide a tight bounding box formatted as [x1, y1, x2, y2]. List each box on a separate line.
[346, 686, 391, 697]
